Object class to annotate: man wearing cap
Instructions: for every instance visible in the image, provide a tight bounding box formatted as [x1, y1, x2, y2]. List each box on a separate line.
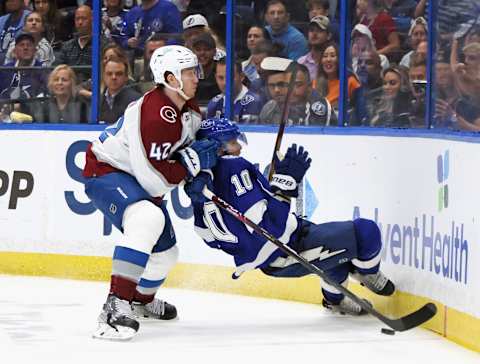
[182, 14, 208, 49]
[298, 15, 331, 81]
[0, 32, 47, 102]
[351, 24, 389, 73]
[264, 0, 308, 60]
[191, 32, 220, 104]
[120, 0, 181, 56]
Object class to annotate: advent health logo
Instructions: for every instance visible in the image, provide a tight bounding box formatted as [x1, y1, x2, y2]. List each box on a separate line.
[353, 150, 469, 285]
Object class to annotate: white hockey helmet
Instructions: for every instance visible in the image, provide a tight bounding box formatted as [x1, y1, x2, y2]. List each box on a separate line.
[150, 45, 199, 100]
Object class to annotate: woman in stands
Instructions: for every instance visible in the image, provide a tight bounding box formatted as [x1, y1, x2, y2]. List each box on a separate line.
[33, 64, 89, 123]
[33, 0, 69, 49]
[371, 65, 412, 127]
[314, 43, 367, 124]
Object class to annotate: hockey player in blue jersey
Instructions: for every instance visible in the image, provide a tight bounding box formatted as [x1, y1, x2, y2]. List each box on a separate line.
[184, 117, 395, 315]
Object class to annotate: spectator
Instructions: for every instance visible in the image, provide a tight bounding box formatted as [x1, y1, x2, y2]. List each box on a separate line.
[434, 54, 459, 129]
[100, 56, 141, 124]
[191, 32, 220, 104]
[4, 11, 54, 65]
[241, 24, 270, 83]
[33, 0, 70, 49]
[0, 32, 47, 101]
[121, 0, 181, 56]
[314, 43, 363, 119]
[400, 17, 427, 68]
[383, 0, 417, 35]
[351, 24, 389, 72]
[133, 33, 166, 92]
[207, 58, 262, 123]
[408, 51, 427, 127]
[248, 40, 282, 105]
[259, 62, 336, 125]
[182, 13, 208, 49]
[371, 65, 411, 127]
[54, 5, 92, 82]
[182, 13, 226, 62]
[298, 15, 331, 81]
[356, 0, 400, 60]
[356, 49, 384, 121]
[264, 0, 308, 60]
[306, 0, 339, 42]
[33, 64, 89, 123]
[102, 0, 129, 46]
[306, 0, 331, 20]
[0, 0, 31, 64]
[451, 42, 480, 131]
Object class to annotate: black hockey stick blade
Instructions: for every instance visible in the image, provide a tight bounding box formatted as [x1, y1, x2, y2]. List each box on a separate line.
[382, 302, 437, 332]
[202, 188, 438, 333]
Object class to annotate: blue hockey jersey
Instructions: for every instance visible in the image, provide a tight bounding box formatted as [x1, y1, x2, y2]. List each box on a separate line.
[192, 156, 300, 278]
[206, 86, 263, 124]
[120, 0, 182, 51]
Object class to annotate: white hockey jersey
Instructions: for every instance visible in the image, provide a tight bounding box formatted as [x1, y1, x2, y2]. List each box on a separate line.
[84, 87, 202, 197]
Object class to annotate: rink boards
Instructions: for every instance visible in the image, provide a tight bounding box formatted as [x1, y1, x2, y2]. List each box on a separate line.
[0, 125, 479, 352]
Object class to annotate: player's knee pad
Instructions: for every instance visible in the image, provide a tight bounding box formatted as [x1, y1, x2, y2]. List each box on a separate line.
[352, 218, 382, 272]
[121, 200, 166, 254]
[142, 245, 179, 282]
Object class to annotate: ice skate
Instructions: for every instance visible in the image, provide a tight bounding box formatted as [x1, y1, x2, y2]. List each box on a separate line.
[132, 298, 178, 321]
[92, 294, 139, 341]
[351, 270, 395, 296]
[322, 296, 369, 316]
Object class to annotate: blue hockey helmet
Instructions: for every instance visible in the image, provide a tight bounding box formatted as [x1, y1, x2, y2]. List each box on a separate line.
[196, 117, 247, 146]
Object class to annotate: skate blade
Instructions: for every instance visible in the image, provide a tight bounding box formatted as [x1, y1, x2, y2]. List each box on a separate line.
[92, 323, 137, 341]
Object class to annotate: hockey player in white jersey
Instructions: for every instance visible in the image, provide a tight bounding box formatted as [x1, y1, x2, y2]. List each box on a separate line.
[184, 117, 395, 316]
[83, 45, 219, 340]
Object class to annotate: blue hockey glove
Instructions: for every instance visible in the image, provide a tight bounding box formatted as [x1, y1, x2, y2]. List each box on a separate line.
[184, 171, 213, 204]
[270, 144, 312, 198]
[178, 139, 220, 178]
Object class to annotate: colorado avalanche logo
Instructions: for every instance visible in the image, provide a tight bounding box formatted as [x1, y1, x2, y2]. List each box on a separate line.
[240, 94, 254, 106]
[311, 101, 326, 116]
[160, 106, 177, 123]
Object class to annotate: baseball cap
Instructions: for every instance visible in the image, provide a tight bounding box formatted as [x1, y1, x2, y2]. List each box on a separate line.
[183, 14, 209, 30]
[309, 15, 330, 31]
[15, 32, 35, 43]
[351, 24, 373, 41]
[192, 32, 216, 49]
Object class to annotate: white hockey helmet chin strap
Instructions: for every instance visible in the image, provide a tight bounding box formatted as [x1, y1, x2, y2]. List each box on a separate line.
[163, 75, 191, 101]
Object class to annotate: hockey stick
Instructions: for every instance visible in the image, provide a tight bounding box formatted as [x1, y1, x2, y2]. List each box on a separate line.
[202, 188, 437, 332]
[260, 57, 298, 181]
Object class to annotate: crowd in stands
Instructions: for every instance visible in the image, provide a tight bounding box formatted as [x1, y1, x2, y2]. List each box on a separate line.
[0, 0, 479, 131]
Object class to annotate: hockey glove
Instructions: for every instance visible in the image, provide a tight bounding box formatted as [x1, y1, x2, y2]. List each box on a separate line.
[270, 144, 311, 198]
[184, 171, 213, 204]
[178, 139, 220, 178]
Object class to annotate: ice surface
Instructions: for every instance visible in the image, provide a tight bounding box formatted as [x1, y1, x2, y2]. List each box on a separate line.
[0, 275, 477, 364]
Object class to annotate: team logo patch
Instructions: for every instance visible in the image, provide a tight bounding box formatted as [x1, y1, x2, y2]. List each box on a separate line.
[160, 106, 177, 123]
[151, 19, 163, 32]
[240, 94, 254, 106]
[311, 101, 326, 116]
[200, 118, 215, 130]
[109, 203, 117, 214]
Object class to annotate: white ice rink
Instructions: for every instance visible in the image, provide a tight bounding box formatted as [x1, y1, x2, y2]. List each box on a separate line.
[1, 275, 478, 364]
